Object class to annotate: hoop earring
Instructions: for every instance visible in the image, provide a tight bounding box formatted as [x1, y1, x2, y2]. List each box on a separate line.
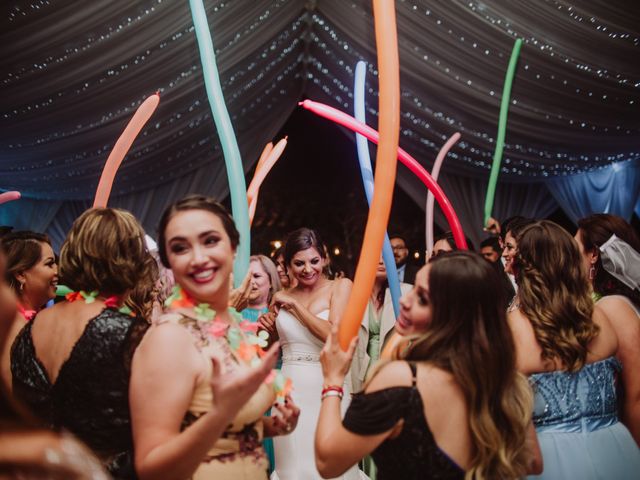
[588, 266, 596, 280]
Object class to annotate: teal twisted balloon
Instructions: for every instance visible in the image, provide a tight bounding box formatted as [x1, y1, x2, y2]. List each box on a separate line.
[484, 38, 523, 226]
[189, 0, 250, 285]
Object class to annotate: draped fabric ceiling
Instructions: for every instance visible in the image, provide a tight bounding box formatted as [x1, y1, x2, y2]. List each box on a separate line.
[1, 0, 639, 247]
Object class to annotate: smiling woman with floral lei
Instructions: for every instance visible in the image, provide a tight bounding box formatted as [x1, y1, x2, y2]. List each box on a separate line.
[130, 195, 298, 480]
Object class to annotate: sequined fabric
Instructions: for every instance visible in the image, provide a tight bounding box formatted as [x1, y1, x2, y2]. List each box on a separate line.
[530, 357, 621, 432]
[11, 309, 149, 480]
[527, 356, 640, 479]
[343, 363, 464, 480]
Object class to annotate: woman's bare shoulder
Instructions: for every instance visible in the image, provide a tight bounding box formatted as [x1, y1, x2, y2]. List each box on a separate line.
[330, 277, 352, 296]
[365, 360, 414, 393]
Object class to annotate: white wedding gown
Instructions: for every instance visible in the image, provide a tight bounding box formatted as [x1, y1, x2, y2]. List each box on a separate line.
[272, 310, 363, 480]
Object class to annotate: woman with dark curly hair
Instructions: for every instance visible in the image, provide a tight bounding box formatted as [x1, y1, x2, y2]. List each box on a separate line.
[509, 220, 640, 478]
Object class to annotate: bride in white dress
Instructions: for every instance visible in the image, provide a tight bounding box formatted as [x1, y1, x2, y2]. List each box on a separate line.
[261, 228, 362, 480]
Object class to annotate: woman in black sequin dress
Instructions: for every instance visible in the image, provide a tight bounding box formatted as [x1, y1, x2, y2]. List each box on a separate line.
[11, 208, 157, 479]
[315, 252, 542, 480]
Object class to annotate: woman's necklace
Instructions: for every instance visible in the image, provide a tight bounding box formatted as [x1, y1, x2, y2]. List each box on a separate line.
[164, 285, 292, 400]
[16, 303, 36, 322]
[56, 285, 134, 316]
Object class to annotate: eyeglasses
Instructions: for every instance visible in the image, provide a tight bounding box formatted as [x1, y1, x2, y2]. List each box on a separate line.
[392, 246, 407, 251]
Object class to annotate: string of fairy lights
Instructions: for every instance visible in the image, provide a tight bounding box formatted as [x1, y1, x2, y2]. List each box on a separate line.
[1, 0, 638, 198]
[306, 5, 639, 176]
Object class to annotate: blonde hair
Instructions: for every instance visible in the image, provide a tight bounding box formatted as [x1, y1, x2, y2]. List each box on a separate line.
[250, 255, 281, 303]
[515, 221, 599, 372]
[60, 208, 155, 297]
[369, 253, 533, 479]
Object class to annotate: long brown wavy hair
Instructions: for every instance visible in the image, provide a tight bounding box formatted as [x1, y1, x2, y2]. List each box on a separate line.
[514, 220, 598, 372]
[392, 252, 533, 479]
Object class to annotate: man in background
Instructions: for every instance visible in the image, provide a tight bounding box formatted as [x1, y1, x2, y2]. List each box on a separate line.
[479, 237, 501, 263]
[389, 234, 420, 284]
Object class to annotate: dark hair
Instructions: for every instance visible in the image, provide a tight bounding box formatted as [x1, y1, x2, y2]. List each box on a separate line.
[1, 231, 51, 294]
[284, 228, 326, 267]
[501, 216, 533, 243]
[433, 230, 475, 252]
[401, 251, 532, 478]
[480, 236, 501, 253]
[157, 195, 240, 268]
[577, 214, 640, 308]
[389, 233, 408, 246]
[272, 245, 285, 261]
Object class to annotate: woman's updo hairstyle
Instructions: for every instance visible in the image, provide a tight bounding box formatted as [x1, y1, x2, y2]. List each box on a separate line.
[157, 194, 240, 268]
[60, 208, 152, 296]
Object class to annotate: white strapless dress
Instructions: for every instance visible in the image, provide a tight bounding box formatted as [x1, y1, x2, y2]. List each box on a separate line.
[272, 309, 362, 480]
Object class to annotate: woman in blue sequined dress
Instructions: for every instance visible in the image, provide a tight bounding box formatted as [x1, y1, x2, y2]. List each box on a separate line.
[508, 221, 640, 479]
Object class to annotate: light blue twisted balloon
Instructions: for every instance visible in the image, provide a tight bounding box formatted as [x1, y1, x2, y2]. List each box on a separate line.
[189, 0, 250, 286]
[354, 61, 401, 317]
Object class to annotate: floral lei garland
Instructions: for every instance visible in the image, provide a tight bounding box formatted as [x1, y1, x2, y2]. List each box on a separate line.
[56, 285, 134, 316]
[164, 285, 292, 401]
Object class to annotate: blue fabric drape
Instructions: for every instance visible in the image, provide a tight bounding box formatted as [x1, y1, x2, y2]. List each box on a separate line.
[546, 159, 640, 225]
[0, 197, 62, 233]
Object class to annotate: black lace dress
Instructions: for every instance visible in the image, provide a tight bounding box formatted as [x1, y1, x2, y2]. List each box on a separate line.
[11, 308, 149, 480]
[343, 362, 464, 480]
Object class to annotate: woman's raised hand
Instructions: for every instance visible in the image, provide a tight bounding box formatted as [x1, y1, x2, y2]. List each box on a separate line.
[209, 342, 279, 416]
[228, 270, 252, 312]
[320, 325, 358, 386]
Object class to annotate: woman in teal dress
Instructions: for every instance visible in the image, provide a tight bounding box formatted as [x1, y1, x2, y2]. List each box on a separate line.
[508, 220, 640, 479]
[242, 255, 281, 324]
[242, 254, 282, 475]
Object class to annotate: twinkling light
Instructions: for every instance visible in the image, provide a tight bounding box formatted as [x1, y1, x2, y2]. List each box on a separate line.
[305, 7, 639, 177]
[2, 0, 638, 196]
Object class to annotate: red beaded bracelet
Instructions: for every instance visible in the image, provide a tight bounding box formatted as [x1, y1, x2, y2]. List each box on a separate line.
[321, 385, 344, 400]
[321, 385, 344, 396]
